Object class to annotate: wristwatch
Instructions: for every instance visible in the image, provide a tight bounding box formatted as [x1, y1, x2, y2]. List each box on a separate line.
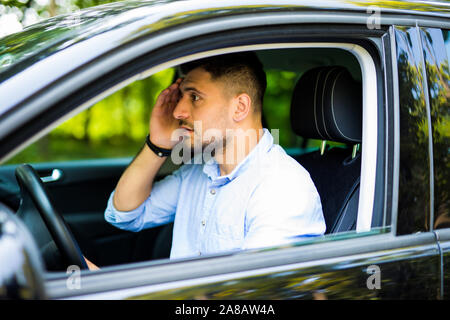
[145, 134, 172, 157]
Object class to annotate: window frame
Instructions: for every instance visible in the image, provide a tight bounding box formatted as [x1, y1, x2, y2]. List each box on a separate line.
[19, 41, 380, 235]
[43, 43, 386, 299]
[132, 42, 378, 233]
[0, 21, 396, 297]
[0, 25, 388, 230]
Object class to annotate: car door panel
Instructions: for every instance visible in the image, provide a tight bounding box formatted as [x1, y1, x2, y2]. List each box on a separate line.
[394, 26, 433, 236]
[45, 24, 443, 299]
[418, 27, 450, 300]
[0, 158, 177, 266]
[0, 159, 135, 266]
[45, 232, 441, 299]
[39, 159, 139, 266]
[435, 229, 450, 299]
[125, 235, 441, 300]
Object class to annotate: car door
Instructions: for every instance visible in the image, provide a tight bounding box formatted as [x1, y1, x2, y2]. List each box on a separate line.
[41, 19, 443, 299]
[424, 28, 450, 300]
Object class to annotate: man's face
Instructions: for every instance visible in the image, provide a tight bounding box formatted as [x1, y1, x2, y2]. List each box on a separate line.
[173, 67, 233, 150]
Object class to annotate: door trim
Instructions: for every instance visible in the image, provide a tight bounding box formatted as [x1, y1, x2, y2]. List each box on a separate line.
[44, 230, 439, 299]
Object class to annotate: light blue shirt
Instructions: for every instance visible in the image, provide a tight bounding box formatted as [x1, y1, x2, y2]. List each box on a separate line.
[105, 129, 325, 259]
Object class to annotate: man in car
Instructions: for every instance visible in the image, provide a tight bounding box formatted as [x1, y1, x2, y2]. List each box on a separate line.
[104, 52, 325, 259]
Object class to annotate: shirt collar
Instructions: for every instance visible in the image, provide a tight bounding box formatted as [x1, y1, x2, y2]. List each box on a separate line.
[203, 128, 273, 186]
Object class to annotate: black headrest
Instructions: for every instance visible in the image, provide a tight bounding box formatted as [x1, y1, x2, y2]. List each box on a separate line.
[290, 66, 362, 144]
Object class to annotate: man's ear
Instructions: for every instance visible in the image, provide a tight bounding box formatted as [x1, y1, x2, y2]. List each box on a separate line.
[232, 93, 252, 122]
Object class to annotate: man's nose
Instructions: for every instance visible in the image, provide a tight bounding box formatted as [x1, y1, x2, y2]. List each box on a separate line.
[173, 96, 190, 120]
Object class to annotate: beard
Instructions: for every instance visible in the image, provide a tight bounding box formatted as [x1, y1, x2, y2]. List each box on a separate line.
[175, 118, 235, 164]
[175, 130, 228, 165]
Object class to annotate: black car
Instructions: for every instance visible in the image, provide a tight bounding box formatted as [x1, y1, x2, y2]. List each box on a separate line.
[0, 0, 448, 300]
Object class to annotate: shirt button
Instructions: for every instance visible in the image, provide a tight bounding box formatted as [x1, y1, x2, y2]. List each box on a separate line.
[201, 220, 206, 226]
[210, 189, 216, 195]
[198, 251, 202, 256]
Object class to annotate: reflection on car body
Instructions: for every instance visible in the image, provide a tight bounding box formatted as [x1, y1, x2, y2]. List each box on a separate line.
[0, 0, 448, 300]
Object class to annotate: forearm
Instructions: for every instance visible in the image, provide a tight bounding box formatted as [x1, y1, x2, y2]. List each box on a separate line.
[113, 78, 182, 212]
[113, 145, 167, 211]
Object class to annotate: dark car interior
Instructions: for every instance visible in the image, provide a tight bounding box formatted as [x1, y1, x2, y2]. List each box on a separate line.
[290, 65, 362, 234]
[0, 47, 364, 272]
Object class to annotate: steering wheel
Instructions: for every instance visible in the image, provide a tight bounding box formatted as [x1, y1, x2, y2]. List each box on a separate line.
[15, 164, 87, 270]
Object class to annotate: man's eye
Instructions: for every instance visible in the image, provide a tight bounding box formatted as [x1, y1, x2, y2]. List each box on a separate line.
[191, 94, 199, 102]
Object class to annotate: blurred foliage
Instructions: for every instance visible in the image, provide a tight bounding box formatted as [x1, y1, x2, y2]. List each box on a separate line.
[395, 27, 431, 235]
[6, 68, 306, 164]
[73, 0, 118, 8]
[431, 30, 450, 230]
[0, 0, 313, 164]
[263, 70, 302, 148]
[395, 27, 450, 234]
[0, 0, 347, 164]
[0, 0, 121, 38]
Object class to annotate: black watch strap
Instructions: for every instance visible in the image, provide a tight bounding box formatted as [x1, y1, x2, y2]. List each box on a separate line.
[145, 134, 172, 157]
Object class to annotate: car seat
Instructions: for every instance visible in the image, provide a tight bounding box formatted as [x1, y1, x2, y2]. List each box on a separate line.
[290, 66, 362, 234]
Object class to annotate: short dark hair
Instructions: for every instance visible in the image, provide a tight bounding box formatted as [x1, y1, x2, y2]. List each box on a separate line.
[180, 52, 267, 113]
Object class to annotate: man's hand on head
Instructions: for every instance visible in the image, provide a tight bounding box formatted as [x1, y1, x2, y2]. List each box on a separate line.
[112, 80, 184, 213]
[149, 78, 183, 149]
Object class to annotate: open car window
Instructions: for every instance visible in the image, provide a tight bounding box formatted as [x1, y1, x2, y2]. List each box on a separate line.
[0, 43, 385, 277]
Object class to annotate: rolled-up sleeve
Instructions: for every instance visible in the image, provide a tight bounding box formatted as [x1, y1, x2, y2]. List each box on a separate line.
[104, 166, 186, 232]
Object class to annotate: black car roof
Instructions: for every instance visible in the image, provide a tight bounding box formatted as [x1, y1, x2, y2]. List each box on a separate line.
[0, 0, 448, 116]
[1, 0, 449, 77]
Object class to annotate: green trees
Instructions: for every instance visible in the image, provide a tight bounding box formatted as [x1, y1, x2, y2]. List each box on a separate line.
[7, 68, 176, 163]
[6, 68, 302, 164]
[1, 0, 305, 164]
[0, 0, 120, 38]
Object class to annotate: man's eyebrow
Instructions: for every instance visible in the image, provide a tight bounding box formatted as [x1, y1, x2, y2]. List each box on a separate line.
[180, 84, 205, 95]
